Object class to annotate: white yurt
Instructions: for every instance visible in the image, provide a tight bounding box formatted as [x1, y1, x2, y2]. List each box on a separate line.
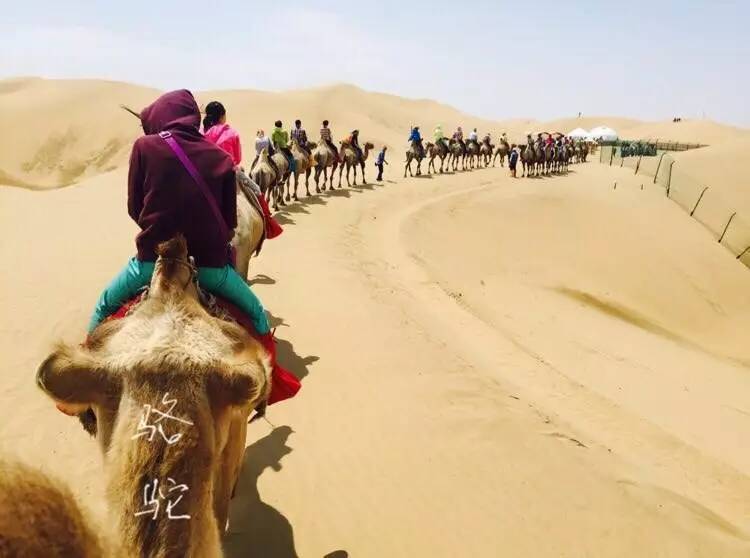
[589, 126, 618, 142]
[567, 127, 590, 139]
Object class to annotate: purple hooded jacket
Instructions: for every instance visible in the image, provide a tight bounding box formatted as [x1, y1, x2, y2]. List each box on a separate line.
[128, 90, 237, 267]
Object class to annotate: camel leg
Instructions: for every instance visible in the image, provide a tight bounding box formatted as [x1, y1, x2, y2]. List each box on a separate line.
[314, 167, 321, 194]
[361, 162, 367, 184]
[305, 169, 311, 196]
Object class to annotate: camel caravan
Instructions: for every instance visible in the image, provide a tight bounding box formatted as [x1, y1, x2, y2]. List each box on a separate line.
[407, 125, 591, 179]
[5, 90, 595, 556]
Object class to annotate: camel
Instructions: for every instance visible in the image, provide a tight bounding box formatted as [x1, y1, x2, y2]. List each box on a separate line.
[520, 144, 536, 177]
[448, 139, 466, 171]
[233, 171, 266, 283]
[0, 458, 105, 557]
[338, 141, 374, 187]
[251, 147, 288, 211]
[312, 140, 339, 191]
[404, 140, 425, 177]
[36, 236, 272, 558]
[287, 138, 313, 200]
[492, 140, 510, 167]
[479, 139, 494, 167]
[465, 139, 481, 169]
[426, 139, 450, 174]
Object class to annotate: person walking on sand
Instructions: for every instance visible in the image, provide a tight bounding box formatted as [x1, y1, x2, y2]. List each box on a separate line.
[509, 144, 519, 178]
[375, 146, 388, 181]
[203, 101, 282, 239]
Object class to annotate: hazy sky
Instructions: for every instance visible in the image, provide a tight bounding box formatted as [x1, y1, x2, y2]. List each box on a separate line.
[2, 0, 748, 125]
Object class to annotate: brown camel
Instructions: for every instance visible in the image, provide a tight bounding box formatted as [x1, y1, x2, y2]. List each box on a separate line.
[426, 139, 450, 174]
[36, 236, 272, 558]
[0, 458, 105, 557]
[287, 138, 313, 200]
[312, 140, 339, 191]
[251, 147, 286, 211]
[233, 171, 266, 283]
[448, 139, 466, 171]
[338, 141, 374, 187]
[492, 139, 510, 167]
[479, 139, 494, 167]
[404, 140, 425, 177]
[465, 139, 481, 169]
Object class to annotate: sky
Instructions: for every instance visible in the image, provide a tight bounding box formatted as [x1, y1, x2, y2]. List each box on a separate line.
[1, 0, 748, 126]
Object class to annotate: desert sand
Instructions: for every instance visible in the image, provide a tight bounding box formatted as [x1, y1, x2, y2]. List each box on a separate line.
[1, 78, 749, 557]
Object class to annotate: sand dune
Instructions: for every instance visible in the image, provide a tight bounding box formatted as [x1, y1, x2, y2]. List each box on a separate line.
[618, 119, 749, 145]
[1, 78, 750, 556]
[5, 77, 744, 190]
[670, 136, 750, 215]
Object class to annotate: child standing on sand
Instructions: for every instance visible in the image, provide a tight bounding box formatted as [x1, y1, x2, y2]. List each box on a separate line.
[509, 145, 519, 178]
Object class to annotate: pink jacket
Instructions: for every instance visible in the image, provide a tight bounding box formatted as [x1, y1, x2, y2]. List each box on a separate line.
[204, 123, 242, 166]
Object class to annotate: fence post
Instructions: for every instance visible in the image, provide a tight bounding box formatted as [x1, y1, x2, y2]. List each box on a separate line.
[635, 155, 642, 175]
[665, 160, 676, 197]
[718, 212, 737, 244]
[653, 153, 666, 184]
[609, 147, 614, 166]
[737, 246, 750, 261]
[690, 186, 709, 216]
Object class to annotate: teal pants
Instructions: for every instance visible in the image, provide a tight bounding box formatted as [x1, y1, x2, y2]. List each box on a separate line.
[88, 258, 270, 335]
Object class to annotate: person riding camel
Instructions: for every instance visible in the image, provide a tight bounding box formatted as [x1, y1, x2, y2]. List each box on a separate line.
[88, 89, 272, 337]
[272, 120, 296, 173]
[291, 119, 311, 157]
[203, 102, 282, 240]
[434, 124, 447, 149]
[344, 129, 363, 161]
[409, 126, 424, 158]
[453, 126, 466, 150]
[320, 119, 340, 162]
[482, 132, 492, 145]
[468, 128, 478, 144]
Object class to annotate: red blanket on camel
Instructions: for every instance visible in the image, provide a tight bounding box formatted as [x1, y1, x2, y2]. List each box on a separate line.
[106, 294, 300, 405]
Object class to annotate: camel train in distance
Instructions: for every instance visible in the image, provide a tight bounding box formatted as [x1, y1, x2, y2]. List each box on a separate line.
[251, 128, 592, 212]
[411, 134, 591, 178]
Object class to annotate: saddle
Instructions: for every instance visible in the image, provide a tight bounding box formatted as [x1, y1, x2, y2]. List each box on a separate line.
[236, 170, 268, 256]
[106, 290, 301, 407]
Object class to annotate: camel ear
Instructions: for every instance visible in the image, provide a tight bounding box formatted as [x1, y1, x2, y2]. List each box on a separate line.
[206, 360, 267, 409]
[36, 345, 120, 407]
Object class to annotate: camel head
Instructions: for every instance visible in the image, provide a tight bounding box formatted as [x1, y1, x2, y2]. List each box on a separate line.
[363, 142, 375, 151]
[36, 235, 270, 555]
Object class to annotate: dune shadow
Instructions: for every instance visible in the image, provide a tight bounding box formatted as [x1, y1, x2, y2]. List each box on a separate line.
[353, 182, 375, 190]
[224, 426, 298, 558]
[267, 312, 319, 382]
[248, 274, 276, 286]
[325, 188, 353, 199]
[274, 212, 296, 226]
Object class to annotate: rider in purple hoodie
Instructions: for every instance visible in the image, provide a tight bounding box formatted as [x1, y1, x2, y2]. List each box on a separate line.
[88, 90, 269, 336]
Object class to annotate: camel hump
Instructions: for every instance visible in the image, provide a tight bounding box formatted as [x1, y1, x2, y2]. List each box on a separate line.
[0, 459, 103, 557]
[156, 235, 189, 261]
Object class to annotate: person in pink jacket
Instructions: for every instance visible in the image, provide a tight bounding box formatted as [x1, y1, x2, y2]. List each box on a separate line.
[203, 101, 242, 165]
[203, 101, 282, 239]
